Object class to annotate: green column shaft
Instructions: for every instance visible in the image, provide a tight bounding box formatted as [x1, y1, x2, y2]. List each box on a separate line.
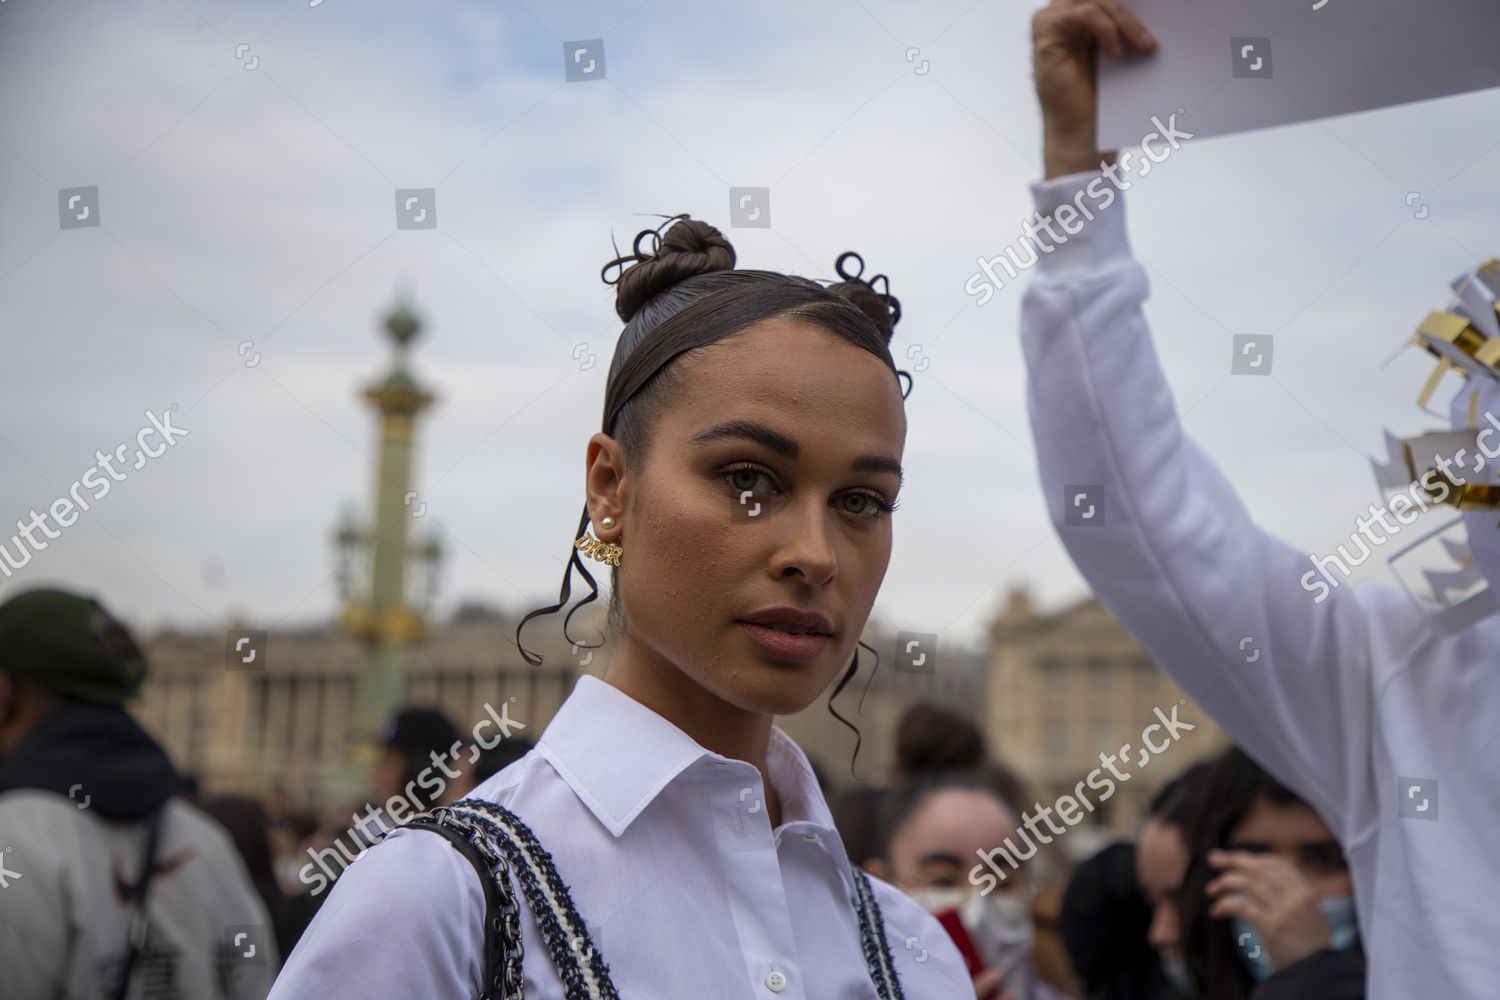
[352, 412, 417, 744]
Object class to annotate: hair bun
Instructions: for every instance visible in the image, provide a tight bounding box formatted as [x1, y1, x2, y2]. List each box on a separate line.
[602, 214, 737, 323]
[827, 250, 901, 344]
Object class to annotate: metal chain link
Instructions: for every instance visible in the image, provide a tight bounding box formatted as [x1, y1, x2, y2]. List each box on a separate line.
[436, 806, 527, 1000]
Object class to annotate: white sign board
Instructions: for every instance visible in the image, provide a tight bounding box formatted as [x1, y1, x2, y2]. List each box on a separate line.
[1099, 0, 1500, 147]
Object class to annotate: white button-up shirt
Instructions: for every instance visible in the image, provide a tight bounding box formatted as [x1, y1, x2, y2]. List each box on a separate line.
[269, 674, 975, 999]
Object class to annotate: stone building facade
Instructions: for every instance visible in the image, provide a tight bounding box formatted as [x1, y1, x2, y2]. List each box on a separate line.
[135, 588, 1226, 838]
[984, 587, 1228, 838]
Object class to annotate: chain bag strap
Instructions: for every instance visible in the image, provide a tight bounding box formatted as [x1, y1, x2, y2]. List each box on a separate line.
[404, 797, 619, 1000]
[409, 798, 905, 999]
[404, 808, 527, 1000]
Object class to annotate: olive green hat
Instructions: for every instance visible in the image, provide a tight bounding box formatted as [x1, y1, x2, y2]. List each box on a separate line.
[0, 589, 148, 704]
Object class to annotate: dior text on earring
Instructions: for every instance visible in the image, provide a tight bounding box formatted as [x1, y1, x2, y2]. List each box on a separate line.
[576, 517, 622, 566]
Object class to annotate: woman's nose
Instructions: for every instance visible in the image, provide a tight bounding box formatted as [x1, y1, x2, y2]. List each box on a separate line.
[770, 497, 837, 585]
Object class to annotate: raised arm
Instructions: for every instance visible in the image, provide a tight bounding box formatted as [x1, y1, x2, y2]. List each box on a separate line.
[1019, 0, 1401, 845]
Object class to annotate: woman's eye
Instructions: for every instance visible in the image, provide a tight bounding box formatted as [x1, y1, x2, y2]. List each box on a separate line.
[724, 465, 776, 497]
[721, 465, 896, 518]
[838, 491, 897, 518]
[1303, 844, 1348, 873]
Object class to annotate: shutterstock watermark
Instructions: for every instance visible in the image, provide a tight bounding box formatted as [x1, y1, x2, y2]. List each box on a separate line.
[964, 111, 1194, 307]
[298, 700, 526, 896]
[1302, 416, 1500, 603]
[968, 701, 1196, 894]
[0, 407, 189, 578]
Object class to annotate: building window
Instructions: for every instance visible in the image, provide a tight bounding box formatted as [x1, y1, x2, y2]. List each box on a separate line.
[251, 675, 270, 751]
[285, 675, 300, 756]
[1089, 655, 1113, 690]
[308, 676, 325, 756]
[1041, 655, 1069, 691]
[1048, 720, 1069, 758]
[338, 678, 356, 753]
[1136, 657, 1160, 694]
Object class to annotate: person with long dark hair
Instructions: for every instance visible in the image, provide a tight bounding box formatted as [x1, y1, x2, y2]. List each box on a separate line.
[1133, 762, 1213, 999]
[1058, 760, 1213, 1000]
[1178, 748, 1364, 1000]
[266, 219, 974, 998]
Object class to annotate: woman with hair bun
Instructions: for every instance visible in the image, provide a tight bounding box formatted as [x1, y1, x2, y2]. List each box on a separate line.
[268, 213, 976, 999]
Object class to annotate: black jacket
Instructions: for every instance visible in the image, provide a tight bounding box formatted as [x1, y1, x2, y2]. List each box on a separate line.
[1250, 946, 1366, 1000]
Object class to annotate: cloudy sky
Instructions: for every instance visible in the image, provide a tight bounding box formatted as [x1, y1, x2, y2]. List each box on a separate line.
[2, 0, 1497, 654]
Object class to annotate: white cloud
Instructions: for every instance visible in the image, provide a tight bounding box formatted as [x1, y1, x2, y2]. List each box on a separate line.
[0, 0, 1497, 649]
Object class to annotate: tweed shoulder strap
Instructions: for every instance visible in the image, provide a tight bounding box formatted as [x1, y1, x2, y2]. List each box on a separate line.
[850, 863, 908, 1000]
[404, 797, 619, 1000]
[409, 797, 905, 999]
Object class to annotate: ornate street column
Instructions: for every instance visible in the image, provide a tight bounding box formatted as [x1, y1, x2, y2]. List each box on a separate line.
[334, 300, 443, 784]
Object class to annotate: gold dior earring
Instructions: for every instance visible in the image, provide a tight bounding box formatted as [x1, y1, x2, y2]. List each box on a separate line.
[575, 515, 622, 566]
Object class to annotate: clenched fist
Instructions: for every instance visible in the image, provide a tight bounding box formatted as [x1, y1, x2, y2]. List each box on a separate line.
[1032, 0, 1156, 178]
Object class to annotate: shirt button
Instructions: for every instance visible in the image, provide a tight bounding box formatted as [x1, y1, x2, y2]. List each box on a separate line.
[764, 969, 787, 992]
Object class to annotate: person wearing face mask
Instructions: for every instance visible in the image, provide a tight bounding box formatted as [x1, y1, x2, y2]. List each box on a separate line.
[891, 700, 1082, 998]
[1178, 747, 1365, 1000]
[865, 770, 1071, 1000]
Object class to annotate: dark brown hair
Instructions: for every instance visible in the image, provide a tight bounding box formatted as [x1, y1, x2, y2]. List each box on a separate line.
[874, 769, 1003, 868]
[513, 213, 912, 770]
[895, 700, 1031, 812]
[1178, 747, 1337, 1000]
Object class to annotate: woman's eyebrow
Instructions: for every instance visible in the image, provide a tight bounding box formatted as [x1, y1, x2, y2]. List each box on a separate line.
[916, 851, 966, 868]
[1224, 841, 1272, 853]
[1300, 840, 1345, 856]
[690, 419, 904, 481]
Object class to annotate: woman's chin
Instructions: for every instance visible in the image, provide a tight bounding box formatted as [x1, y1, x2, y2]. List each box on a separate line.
[721, 660, 844, 718]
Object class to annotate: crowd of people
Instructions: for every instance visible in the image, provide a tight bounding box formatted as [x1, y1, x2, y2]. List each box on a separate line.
[0, 586, 1370, 1000]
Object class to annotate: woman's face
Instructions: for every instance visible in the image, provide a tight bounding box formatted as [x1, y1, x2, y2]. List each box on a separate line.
[885, 788, 1026, 897]
[590, 315, 907, 716]
[1136, 817, 1189, 960]
[1225, 794, 1353, 898]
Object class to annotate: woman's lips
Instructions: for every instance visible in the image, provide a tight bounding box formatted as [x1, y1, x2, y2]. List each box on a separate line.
[736, 621, 830, 662]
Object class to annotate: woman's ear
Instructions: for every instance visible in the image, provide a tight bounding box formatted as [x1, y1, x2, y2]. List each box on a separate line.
[584, 432, 627, 538]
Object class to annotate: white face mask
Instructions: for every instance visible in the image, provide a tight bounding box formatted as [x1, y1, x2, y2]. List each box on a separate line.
[908, 886, 1036, 978]
[1161, 951, 1192, 996]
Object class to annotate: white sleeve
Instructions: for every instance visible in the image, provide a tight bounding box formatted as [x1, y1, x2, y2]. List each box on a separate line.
[266, 827, 483, 998]
[1017, 170, 1394, 843]
[0, 801, 67, 999]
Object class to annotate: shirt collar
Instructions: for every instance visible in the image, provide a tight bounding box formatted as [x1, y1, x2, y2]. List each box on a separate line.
[536, 674, 843, 845]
